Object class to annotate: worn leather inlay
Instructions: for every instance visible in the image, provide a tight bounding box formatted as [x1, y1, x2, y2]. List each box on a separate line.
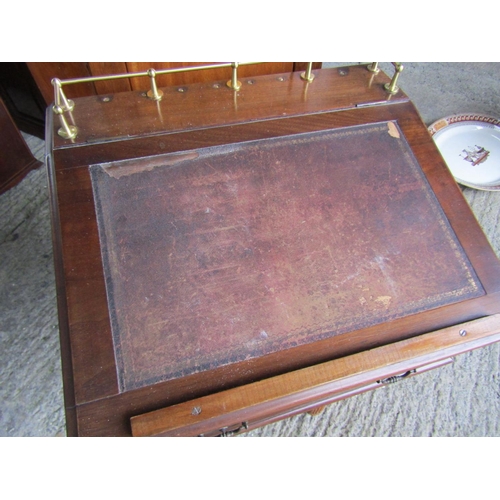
[91, 122, 484, 391]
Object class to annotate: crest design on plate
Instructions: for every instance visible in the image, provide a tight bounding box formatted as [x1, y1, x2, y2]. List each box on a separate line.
[460, 145, 490, 166]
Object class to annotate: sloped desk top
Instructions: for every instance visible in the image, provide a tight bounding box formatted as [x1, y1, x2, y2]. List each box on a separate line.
[91, 123, 482, 392]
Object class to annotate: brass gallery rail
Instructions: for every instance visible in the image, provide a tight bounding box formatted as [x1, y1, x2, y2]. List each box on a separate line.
[50, 62, 403, 140]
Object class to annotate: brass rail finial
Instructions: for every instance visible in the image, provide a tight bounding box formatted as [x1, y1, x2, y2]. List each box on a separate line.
[146, 69, 164, 101]
[384, 63, 404, 95]
[52, 78, 74, 113]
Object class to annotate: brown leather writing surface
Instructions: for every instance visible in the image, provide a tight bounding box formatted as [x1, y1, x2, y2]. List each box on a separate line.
[90, 121, 483, 392]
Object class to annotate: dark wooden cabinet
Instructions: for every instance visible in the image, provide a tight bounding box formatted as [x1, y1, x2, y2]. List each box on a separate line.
[0, 96, 42, 194]
[0, 63, 46, 139]
[46, 64, 500, 436]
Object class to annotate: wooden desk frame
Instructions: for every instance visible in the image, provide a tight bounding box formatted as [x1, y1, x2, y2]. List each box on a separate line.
[47, 65, 500, 436]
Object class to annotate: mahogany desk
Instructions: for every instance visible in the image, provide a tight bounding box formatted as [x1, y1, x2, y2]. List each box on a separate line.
[46, 64, 500, 436]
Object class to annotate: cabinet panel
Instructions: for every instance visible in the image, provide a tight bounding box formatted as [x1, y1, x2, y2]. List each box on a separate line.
[0, 97, 42, 193]
[27, 62, 96, 103]
[88, 62, 132, 94]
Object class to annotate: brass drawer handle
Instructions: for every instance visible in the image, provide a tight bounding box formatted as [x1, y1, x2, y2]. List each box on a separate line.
[199, 421, 249, 437]
[377, 369, 416, 385]
[217, 421, 249, 437]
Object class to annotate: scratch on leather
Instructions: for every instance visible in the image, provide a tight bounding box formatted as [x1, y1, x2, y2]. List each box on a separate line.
[101, 152, 199, 179]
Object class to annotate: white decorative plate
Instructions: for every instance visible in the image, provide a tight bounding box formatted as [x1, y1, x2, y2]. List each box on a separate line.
[429, 114, 500, 190]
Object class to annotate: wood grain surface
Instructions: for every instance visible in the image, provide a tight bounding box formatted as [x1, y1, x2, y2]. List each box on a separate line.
[130, 314, 500, 436]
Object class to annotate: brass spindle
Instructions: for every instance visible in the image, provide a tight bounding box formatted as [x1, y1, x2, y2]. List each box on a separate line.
[147, 69, 163, 101]
[300, 62, 315, 83]
[384, 63, 404, 94]
[227, 62, 242, 91]
[367, 62, 379, 73]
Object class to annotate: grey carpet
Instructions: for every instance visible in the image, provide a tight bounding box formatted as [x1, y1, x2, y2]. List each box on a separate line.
[1, 63, 499, 436]
[1, 137, 64, 437]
